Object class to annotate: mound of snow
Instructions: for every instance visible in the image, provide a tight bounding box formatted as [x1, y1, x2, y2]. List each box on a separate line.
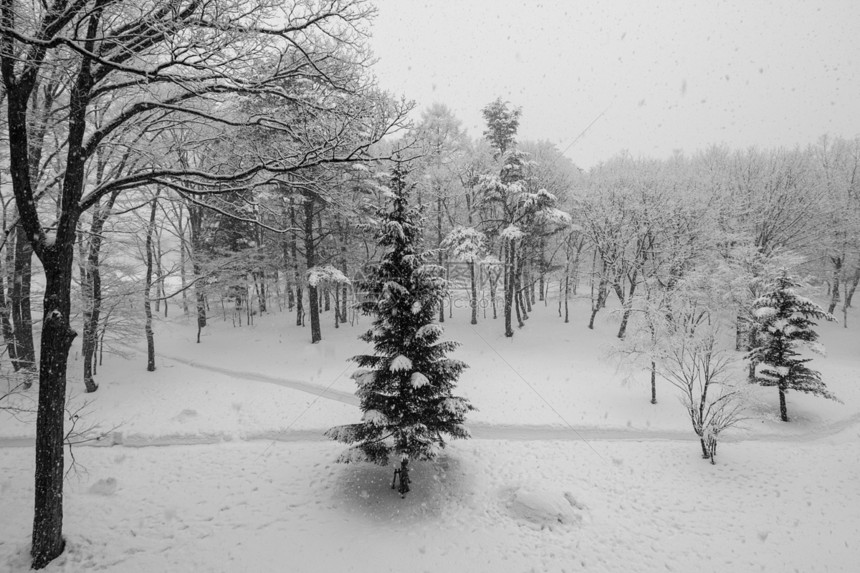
[88, 477, 118, 496]
[504, 486, 585, 530]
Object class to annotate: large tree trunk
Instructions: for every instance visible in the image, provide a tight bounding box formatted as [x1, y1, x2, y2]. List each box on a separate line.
[5, 52, 90, 567]
[31, 248, 78, 569]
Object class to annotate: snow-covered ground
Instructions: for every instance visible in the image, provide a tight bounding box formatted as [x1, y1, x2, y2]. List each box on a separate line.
[1, 298, 859, 572]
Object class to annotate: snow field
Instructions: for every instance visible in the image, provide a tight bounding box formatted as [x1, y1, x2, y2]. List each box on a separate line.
[2, 435, 858, 572]
[1, 297, 858, 571]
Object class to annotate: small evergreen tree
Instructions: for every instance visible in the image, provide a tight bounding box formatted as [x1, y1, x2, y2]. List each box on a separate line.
[326, 163, 474, 496]
[748, 271, 838, 422]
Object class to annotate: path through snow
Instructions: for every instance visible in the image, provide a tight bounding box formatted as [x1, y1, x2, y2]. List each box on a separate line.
[4, 349, 851, 450]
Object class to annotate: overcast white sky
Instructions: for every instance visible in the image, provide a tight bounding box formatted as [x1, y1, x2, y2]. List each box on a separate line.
[369, 0, 860, 169]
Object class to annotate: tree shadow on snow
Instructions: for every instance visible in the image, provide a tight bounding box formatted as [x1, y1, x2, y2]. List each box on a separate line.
[331, 453, 472, 524]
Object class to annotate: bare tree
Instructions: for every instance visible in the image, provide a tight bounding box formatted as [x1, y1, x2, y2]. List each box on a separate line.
[1, 0, 407, 566]
[654, 292, 745, 463]
[811, 136, 860, 321]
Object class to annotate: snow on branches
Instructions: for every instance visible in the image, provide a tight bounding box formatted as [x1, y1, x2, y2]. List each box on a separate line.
[748, 271, 839, 422]
[442, 226, 487, 263]
[326, 163, 474, 484]
[499, 225, 525, 242]
[306, 265, 351, 287]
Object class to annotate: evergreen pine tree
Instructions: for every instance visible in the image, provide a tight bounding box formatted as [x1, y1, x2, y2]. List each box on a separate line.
[326, 163, 474, 495]
[748, 271, 839, 422]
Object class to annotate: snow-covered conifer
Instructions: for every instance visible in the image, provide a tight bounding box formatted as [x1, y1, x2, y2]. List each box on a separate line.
[748, 271, 839, 422]
[326, 163, 474, 495]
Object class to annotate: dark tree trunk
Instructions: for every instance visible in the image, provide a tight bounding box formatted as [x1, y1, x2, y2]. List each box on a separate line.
[7, 58, 89, 564]
[290, 199, 304, 327]
[188, 204, 207, 343]
[616, 289, 634, 339]
[528, 270, 535, 307]
[81, 191, 118, 393]
[179, 210, 189, 315]
[308, 283, 320, 341]
[588, 253, 608, 329]
[154, 225, 163, 315]
[339, 224, 349, 324]
[0, 260, 19, 371]
[746, 324, 760, 381]
[32, 250, 78, 569]
[11, 224, 36, 374]
[282, 210, 295, 311]
[735, 316, 744, 351]
[304, 198, 321, 343]
[615, 269, 639, 339]
[490, 275, 498, 320]
[514, 285, 523, 327]
[845, 266, 860, 308]
[469, 261, 478, 325]
[437, 194, 445, 323]
[827, 256, 842, 314]
[650, 361, 657, 404]
[334, 286, 340, 328]
[99, 313, 109, 367]
[779, 384, 789, 422]
[254, 271, 266, 314]
[144, 192, 159, 372]
[564, 273, 570, 323]
[537, 237, 546, 304]
[558, 278, 563, 317]
[523, 268, 532, 315]
[515, 267, 527, 324]
[504, 243, 515, 337]
[588, 276, 608, 330]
